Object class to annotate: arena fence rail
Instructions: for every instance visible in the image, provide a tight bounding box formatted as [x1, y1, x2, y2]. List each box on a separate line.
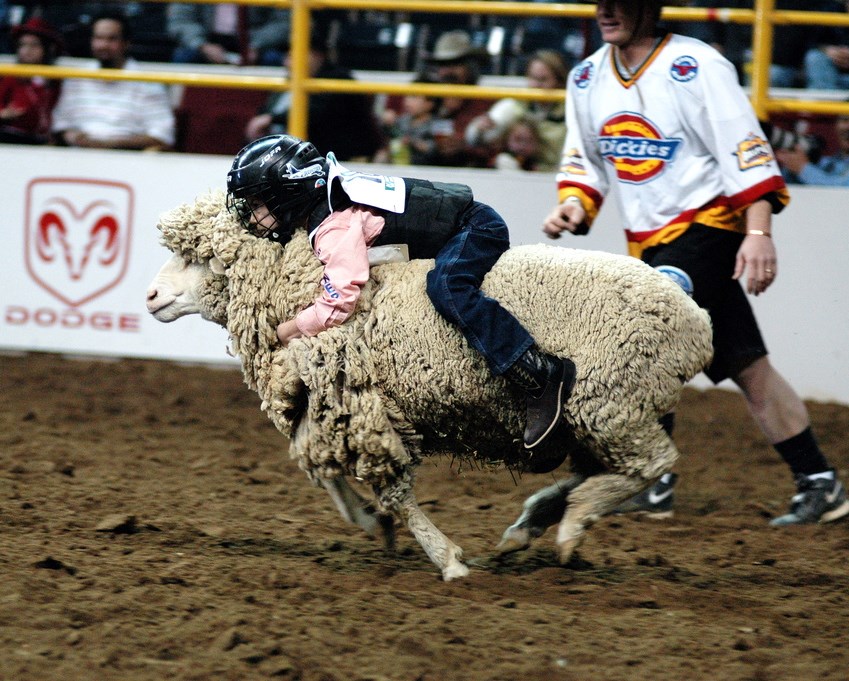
[2, 0, 849, 136]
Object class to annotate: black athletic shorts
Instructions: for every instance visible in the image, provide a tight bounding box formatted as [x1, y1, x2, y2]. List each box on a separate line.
[641, 223, 767, 384]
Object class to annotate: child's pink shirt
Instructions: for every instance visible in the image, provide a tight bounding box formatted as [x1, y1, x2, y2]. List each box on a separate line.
[294, 204, 386, 337]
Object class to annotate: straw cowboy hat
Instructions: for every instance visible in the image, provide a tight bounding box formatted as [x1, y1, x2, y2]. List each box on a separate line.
[426, 30, 488, 62]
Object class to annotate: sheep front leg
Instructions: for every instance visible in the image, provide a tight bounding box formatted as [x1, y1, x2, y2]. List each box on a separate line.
[393, 490, 469, 581]
[556, 473, 651, 564]
[322, 477, 395, 550]
[495, 476, 584, 555]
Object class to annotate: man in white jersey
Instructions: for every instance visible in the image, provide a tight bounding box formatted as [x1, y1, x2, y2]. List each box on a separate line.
[51, 12, 175, 151]
[543, 0, 849, 526]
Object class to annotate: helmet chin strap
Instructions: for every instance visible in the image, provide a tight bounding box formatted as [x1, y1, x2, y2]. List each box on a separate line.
[267, 206, 311, 245]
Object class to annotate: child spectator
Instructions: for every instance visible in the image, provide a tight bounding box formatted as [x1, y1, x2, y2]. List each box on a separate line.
[0, 17, 63, 144]
[382, 79, 443, 166]
[493, 117, 546, 171]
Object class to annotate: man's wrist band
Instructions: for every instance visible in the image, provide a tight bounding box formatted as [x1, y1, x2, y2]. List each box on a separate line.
[747, 229, 771, 237]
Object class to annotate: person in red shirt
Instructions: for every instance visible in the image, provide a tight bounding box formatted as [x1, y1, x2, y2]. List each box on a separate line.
[0, 17, 63, 144]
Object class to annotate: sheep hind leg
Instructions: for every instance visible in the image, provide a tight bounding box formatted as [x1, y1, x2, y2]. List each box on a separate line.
[495, 476, 585, 555]
[392, 490, 469, 581]
[555, 473, 649, 564]
[322, 477, 396, 550]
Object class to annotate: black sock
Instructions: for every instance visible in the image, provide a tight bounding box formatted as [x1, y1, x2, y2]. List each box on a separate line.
[656, 414, 677, 486]
[773, 427, 831, 477]
[659, 412, 675, 436]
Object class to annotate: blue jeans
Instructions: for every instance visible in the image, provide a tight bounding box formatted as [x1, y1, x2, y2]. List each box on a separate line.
[804, 48, 849, 90]
[426, 202, 534, 375]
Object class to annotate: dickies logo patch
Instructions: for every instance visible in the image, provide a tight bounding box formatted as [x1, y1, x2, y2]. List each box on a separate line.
[598, 113, 682, 183]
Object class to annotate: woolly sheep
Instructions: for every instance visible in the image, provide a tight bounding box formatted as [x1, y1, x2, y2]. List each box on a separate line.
[146, 190, 713, 580]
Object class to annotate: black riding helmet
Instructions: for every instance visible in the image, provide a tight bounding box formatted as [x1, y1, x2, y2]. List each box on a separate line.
[226, 134, 327, 244]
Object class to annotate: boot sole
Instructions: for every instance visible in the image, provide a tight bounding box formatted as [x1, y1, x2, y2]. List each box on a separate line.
[524, 360, 576, 450]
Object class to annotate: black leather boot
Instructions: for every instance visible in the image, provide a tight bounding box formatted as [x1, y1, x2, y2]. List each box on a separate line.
[504, 348, 576, 449]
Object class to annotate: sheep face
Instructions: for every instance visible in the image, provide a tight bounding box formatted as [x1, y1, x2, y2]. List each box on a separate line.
[146, 254, 228, 325]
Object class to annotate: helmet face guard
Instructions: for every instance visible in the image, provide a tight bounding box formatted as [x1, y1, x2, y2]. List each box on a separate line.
[226, 135, 327, 243]
[226, 184, 282, 239]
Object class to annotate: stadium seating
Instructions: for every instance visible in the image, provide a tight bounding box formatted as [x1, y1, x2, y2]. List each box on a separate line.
[175, 86, 267, 155]
[330, 16, 418, 72]
[33, 1, 176, 62]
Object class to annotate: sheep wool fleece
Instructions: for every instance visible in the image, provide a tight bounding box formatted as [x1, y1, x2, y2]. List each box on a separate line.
[156, 191, 713, 498]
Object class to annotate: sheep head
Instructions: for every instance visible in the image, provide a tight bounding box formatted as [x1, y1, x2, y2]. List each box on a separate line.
[148, 190, 325, 416]
[148, 189, 245, 326]
[156, 189, 249, 265]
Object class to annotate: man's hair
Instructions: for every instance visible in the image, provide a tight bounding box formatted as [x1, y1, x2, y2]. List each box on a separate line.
[646, 0, 664, 25]
[90, 11, 131, 42]
[613, 0, 664, 38]
[600, 0, 663, 29]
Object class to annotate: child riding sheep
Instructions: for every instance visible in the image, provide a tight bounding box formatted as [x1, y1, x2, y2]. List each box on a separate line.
[225, 133, 576, 450]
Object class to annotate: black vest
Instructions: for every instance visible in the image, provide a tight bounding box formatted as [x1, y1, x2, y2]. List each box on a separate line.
[309, 177, 474, 260]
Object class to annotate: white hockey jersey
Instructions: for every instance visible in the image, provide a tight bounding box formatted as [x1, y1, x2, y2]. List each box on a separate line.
[557, 33, 789, 257]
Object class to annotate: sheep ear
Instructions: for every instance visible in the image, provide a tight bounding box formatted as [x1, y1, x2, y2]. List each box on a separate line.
[210, 208, 249, 267]
[209, 256, 226, 275]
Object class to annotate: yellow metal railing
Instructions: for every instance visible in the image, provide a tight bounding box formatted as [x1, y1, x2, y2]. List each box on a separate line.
[2, 0, 849, 140]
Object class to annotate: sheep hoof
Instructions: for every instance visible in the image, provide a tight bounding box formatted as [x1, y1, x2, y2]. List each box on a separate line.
[442, 561, 470, 581]
[494, 527, 532, 555]
[557, 534, 585, 565]
[378, 513, 396, 552]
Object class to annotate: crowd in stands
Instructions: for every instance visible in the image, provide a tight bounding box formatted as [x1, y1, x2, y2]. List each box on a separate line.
[1, 1, 849, 183]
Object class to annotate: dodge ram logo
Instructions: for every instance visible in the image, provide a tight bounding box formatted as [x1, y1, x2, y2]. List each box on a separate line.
[25, 178, 133, 307]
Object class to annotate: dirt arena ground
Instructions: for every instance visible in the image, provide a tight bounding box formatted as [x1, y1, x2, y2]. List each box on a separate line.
[2, 351, 848, 681]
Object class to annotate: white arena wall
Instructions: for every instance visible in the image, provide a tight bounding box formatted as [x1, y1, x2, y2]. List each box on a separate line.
[1, 144, 847, 405]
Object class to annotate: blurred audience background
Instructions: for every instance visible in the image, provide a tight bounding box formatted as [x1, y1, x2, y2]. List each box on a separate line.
[2, 1, 848, 166]
[465, 49, 568, 170]
[243, 28, 383, 162]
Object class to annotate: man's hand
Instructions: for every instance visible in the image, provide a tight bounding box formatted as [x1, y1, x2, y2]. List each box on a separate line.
[825, 44, 849, 71]
[734, 234, 777, 296]
[543, 198, 587, 239]
[775, 145, 809, 176]
[0, 105, 24, 121]
[63, 129, 91, 147]
[200, 42, 229, 64]
[245, 113, 272, 141]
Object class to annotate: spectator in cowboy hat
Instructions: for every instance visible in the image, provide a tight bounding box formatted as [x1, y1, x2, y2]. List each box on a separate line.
[0, 17, 63, 144]
[424, 29, 490, 86]
[421, 29, 492, 167]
